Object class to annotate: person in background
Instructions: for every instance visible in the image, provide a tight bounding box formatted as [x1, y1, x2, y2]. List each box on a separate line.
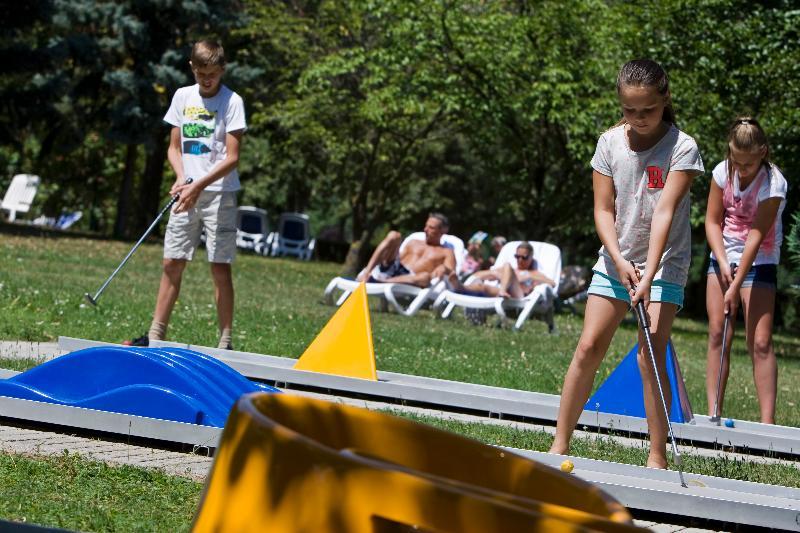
[704, 116, 787, 424]
[356, 213, 456, 288]
[453, 241, 555, 298]
[488, 235, 507, 266]
[458, 231, 488, 279]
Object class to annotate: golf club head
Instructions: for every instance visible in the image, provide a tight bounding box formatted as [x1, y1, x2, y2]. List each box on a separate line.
[84, 293, 98, 306]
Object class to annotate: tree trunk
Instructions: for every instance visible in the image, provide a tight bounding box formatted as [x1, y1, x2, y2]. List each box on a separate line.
[114, 144, 137, 239]
[341, 227, 377, 278]
[134, 130, 169, 236]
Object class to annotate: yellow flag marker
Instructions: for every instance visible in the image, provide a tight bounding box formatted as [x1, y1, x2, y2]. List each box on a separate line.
[294, 282, 377, 380]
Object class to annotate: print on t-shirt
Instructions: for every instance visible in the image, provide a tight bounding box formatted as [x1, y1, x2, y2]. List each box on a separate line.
[182, 105, 216, 158]
[646, 166, 665, 189]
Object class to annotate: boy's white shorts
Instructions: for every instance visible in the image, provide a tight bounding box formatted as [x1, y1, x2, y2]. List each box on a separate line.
[163, 190, 238, 263]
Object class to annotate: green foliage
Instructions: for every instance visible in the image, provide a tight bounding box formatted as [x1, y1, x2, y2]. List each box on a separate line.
[2, 1, 799, 306]
[2, 1, 246, 234]
[787, 210, 800, 277]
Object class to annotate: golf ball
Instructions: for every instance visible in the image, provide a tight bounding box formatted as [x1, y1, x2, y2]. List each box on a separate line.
[725, 418, 735, 428]
[560, 460, 574, 473]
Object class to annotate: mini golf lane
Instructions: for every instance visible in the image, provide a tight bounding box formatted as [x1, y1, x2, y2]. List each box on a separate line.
[59, 336, 800, 458]
[0, 341, 797, 530]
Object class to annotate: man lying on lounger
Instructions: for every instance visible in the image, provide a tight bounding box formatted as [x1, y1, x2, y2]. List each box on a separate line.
[356, 213, 456, 288]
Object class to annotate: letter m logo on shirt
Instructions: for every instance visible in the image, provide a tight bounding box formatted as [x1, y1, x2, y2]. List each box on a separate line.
[646, 166, 665, 189]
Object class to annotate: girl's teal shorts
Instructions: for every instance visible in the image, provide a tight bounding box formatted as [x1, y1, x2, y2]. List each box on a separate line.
[587, 270, 684, 308]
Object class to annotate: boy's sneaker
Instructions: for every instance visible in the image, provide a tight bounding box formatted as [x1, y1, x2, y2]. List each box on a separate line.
[122, 333, 149, 347]
[218, 342, 233, 350]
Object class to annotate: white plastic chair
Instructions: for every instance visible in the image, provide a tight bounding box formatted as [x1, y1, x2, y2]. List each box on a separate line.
[236, 206, 274, 256]
[270, 212, 315, 260]
[434, 240, 562, 332]
[323, 232, 465, 316]
[2, 174, 40, 222]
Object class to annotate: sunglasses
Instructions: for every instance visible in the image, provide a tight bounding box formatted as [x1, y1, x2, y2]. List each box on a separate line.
[514, 254, 531, 260]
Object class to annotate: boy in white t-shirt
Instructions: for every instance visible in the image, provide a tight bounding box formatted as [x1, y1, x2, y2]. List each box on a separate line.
[126, 40, 246, 349]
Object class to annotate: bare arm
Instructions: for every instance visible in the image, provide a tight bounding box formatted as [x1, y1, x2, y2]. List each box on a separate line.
[166, 127, 185, 183]
[592, 170, 639, 291]
[723, 197, 781, 313]
[529, 269, 556, 287]
[444, 249, 456, 273]
[431, 248, 457, 280]
[173, 130, 244, 213]
[704, 181, 733, 289]
[634, 169, 698, 306]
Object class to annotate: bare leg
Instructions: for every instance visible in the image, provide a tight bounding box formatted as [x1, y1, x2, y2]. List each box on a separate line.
[741, 287, 777, 424]
[457, 269, 501, 294]
[471, 270, 500, 282]
[385, 271, 432, 288]
[549, 295, 629, 454]
[705, 274, 736, 417]
[152, 258, 187, 332]
[210, 262, 234, 333]
[357, 231, 403, 281]
[637, 302, 678, 469]
[497, 263, 524, 298]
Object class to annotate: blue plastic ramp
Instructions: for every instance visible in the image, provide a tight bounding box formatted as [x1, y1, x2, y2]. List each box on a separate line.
[586, 341, 693, 423]
[0, 346, 279, 427]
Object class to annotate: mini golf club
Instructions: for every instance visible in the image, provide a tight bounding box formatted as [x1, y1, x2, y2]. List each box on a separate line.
[630, 271, 687, 488]
[711, 313, 731, 425]
[85, 178, 193, 306]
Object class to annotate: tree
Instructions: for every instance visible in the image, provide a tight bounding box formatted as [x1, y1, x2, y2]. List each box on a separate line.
[2, 1, 246, 236]
[239, 1, 463, 274]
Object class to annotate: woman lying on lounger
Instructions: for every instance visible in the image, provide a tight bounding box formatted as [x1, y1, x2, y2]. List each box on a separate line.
[450, 242, 555, 298]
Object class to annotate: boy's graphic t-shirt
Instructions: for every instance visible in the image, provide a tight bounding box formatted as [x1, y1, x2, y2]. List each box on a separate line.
[164, 84, 247, 192]
[710, 160, 787, 266]
[591, 124, 704, 286]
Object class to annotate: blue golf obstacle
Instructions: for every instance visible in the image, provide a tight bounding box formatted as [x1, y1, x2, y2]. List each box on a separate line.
[586, 341, 694, 424]
[0, 346, 279, 427]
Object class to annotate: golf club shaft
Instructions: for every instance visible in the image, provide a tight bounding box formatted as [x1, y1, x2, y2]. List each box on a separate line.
[89, 179, 192, 303]
[630, 275, 687, 486]
[712, 313, 730, 420]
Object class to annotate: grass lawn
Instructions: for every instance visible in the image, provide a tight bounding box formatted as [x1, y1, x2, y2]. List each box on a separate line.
[0, 451, 202, 532]
[2, 233, 799, 426]
[1, 232, 800, 529]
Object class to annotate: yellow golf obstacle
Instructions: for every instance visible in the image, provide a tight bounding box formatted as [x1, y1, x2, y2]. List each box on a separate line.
[294, 282, 377, 380]
[192, 394, 643, 532]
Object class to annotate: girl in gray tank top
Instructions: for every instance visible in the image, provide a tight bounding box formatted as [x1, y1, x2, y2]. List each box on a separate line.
[550, 59, 704, 472]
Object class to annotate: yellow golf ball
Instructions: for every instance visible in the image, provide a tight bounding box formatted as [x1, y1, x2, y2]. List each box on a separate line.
[560, 460, 574, 473]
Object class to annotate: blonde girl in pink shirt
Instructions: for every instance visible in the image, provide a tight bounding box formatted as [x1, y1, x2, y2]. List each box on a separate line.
[705, 117, 787, 424]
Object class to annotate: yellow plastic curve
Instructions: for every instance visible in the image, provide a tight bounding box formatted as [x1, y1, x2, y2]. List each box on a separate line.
[192, 394, 643, 532]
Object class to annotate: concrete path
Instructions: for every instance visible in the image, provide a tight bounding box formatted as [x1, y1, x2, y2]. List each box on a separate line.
[0, 341, 64, 362]
[0, 424, 213, 481]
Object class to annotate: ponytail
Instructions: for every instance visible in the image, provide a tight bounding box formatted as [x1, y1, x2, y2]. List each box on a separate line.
[725, 116, 770, 181]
